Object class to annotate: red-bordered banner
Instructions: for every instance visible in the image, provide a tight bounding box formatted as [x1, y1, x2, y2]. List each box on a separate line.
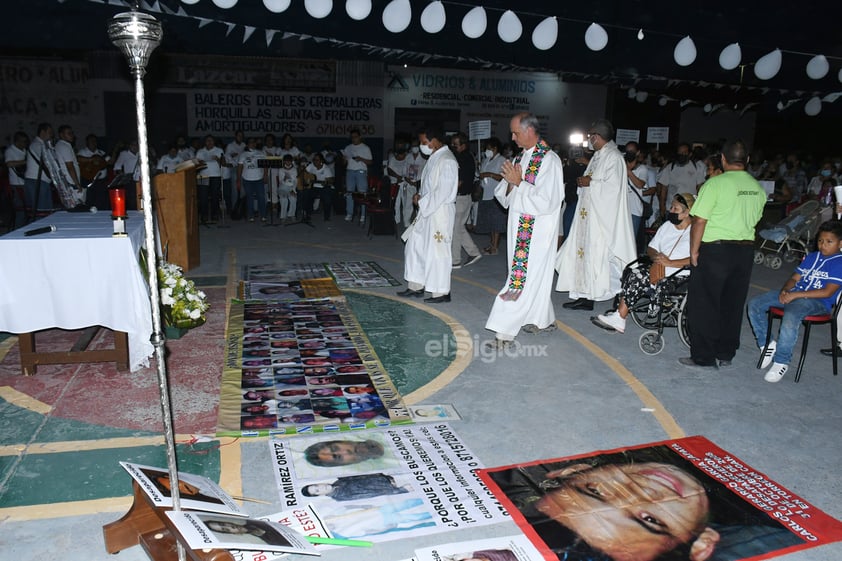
[478, 435, 842, 561]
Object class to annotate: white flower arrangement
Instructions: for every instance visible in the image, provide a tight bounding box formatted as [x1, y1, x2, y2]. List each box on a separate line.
[157, 261, 209, 329]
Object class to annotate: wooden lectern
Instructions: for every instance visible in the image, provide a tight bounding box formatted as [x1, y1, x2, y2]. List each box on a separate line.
[140, 168, 201, 271]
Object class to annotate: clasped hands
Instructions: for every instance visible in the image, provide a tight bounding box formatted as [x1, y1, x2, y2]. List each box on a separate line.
[501, 160, 522, 185]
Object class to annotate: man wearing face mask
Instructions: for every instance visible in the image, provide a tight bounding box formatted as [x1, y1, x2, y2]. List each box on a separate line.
[397, 125, 458, 304]
[555, 119, 636, 311]
[656, 142, 706, 221]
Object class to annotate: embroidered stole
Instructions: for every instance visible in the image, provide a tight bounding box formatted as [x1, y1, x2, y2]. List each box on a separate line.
[501, 139, 550, 301]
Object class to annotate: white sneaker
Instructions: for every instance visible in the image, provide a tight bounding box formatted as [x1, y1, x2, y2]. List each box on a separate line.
[597, 311, 626, 334]
[344, 215, 352, 221]
[759, 341, 776, 369]
[764, 362, 788, 383]
[359, 216, 366, 224]
[464, 254, 482, 266]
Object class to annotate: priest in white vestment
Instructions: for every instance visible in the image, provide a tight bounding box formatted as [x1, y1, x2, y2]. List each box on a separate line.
[398, 125, 458, 303]
[555, 119, 636, 309]
[486, 113, 564, 342]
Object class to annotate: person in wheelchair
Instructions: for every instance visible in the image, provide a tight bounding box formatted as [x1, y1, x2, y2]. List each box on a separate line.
[592, 193, 695, 333]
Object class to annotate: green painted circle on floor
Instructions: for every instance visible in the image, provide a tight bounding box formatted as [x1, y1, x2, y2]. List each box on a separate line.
[346, 292, 454, 396]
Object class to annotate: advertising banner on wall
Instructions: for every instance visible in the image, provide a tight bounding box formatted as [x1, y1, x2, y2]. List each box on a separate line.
[384, 66, 607, 146]
[0, 58, 100, 144]
[184, 87, 384, 139]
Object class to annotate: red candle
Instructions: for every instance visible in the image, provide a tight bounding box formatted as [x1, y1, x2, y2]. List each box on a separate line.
[110, 188, 127, 218]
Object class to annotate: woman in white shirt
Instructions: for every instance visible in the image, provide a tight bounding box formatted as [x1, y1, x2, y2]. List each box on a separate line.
[593, 193, 695, 334]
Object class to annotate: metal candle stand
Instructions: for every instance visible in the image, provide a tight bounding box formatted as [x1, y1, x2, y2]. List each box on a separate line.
[103, 10, 201, 561]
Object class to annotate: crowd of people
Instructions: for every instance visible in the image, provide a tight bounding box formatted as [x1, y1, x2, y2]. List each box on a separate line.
[0, 125, 385, 228]
[4, 114, 842, 384]
[389, 112, 842, 384]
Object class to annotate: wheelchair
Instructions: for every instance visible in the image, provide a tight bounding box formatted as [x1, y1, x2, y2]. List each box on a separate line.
[625, 262, 692, 355]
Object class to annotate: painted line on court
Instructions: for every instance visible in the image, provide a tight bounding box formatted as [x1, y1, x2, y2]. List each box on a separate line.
[344, 289, 472, 405]
[469, 280, 686, 440]
[0, 385, 52, 415]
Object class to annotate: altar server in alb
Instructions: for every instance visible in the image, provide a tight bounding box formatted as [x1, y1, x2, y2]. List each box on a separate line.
[397, 125, 458, 304]
[486, 113, 564, 344]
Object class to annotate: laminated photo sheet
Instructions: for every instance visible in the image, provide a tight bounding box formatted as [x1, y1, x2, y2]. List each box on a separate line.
[120, 462, 245, 516]
[165, 511, 318, 555]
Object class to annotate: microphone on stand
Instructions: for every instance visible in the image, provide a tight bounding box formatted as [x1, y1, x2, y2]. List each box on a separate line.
[24, 225, 57, 237]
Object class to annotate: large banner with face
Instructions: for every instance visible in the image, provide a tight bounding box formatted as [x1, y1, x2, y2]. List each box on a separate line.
[269, 424, 508, 543]
[478, 435, 842, 561]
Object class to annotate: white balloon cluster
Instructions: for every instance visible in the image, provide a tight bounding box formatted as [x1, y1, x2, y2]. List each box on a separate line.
[184, 0, 842, 118]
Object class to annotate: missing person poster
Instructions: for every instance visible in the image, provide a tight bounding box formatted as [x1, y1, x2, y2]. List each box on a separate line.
[478, 435, 842, 561]
[269, 424, 508, 543]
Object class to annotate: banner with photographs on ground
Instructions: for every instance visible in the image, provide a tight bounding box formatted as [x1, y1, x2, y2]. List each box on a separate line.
[217, 297, 411, 436]
[241, 262, 400, 292]
[269, 423, 509, 544]
[478, 435, 842, 561]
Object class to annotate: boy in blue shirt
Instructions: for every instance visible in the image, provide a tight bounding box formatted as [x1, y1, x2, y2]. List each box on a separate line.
[748, 220, 842, 382]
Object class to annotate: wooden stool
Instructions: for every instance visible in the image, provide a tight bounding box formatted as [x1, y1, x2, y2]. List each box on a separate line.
[104, 480, 235, 561]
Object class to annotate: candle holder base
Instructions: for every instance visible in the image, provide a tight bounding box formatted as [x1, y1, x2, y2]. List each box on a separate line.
[112, 216, 128, 237]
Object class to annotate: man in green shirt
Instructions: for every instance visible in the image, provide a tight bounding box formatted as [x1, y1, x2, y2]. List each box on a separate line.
[682, 140, 766, 369]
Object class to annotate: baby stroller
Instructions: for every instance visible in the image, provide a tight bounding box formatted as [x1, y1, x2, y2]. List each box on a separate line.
[627, 265, 692, 355]
[755, 200, 823, 269]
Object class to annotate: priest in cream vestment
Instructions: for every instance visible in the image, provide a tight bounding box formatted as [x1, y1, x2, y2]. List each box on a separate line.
[555, 119, 636, 308]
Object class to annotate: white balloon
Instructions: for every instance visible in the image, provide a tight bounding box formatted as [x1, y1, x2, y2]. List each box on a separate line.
[703, 103, 712, 113]
[263, 0, 290, 12]
[584, 23, 607, 51]
[637, 28, 644, 40]
[212, 0, 237, 7]
[718, 43, 741, 71]
[497, 10, 522, 43]
[382, 0, 411, 33]
[635, 91, 648, 103]
[804, 96, 822, 116]
[627, 87, 637, 98]
[420, 1, 445, 33]
[345, 0, 371, 20]
[305, 0, 332, 18]
[658, 96, 668, 106]
[806, 54, 829, 80]
[532, 17, 558, 51]
[673, 36, 696, 66]
[462, 6, 486, 39]
[754, 49, 782, 80]
[181, 0, 200, 4]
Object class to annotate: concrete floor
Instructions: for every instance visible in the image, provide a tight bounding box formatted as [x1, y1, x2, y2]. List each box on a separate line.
[2, 208, 841, 561]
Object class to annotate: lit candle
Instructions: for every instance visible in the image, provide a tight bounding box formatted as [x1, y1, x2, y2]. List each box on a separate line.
[110, 187, 127, 218]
